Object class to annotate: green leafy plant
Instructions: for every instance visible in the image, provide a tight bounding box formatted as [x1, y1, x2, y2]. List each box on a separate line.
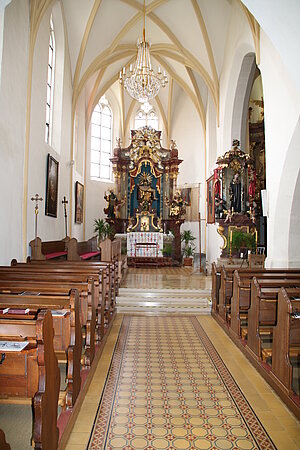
[231, 231, 256, 252]
[163, 242, 173, 257]
[181, 229, 196, 259]
[94, 219, 111, 242]
[182, 244, 195, 258]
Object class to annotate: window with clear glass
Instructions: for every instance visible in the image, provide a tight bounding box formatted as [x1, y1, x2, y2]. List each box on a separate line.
[45, 15, 55, 144]
[90, 96, 112, 180]
[135, 107, 158, 130]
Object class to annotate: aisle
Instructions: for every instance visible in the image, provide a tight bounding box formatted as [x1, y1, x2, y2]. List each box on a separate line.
[65, 269, 300, 450]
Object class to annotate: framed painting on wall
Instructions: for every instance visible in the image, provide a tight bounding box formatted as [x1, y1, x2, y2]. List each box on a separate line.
[207, 175, 215, 224]
[75, 181, 84, 224]
[45, 153, 59, 217]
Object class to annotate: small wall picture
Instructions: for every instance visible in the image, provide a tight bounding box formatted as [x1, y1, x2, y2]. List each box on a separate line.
[180, 187, 192, 206]
[75, 181, 84, 224]
[45, 154, 59, 217]
[207, 175, 215, 224]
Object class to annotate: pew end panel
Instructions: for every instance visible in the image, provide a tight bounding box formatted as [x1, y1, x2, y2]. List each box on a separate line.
[271, 288, 300, 398]
[0, 309, 60, 450]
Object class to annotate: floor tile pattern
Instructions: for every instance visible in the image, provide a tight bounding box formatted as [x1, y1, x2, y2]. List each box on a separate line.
[88, 316, 276, 449]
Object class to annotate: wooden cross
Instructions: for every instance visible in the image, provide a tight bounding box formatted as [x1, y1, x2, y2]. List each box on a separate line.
[62, 196, 68, 237]
[31, 194, 43, 239]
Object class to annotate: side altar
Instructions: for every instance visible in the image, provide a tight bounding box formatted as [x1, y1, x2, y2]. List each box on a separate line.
[208, 139, 266, 266]
[104, 126, 187, 264]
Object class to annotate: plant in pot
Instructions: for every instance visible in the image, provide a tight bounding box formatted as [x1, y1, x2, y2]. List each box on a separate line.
[231, 230, 256, 257]
[94, 219, 111, 244]
[181, 229, 196, 266]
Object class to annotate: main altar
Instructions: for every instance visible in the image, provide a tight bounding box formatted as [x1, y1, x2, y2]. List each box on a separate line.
[105, 126, 186, 264]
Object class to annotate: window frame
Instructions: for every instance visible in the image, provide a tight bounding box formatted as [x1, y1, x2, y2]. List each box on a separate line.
[45, 14, 55, 145]
[90, 98, 113, 182]
[134, 107, 159, 130]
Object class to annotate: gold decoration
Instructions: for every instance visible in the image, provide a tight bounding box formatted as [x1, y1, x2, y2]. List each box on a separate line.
[217, 225, 227, 250]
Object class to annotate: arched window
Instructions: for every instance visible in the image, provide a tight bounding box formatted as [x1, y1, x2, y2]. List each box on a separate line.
[90, 96, 112, 180]
[135, 105, 159, 130]
[45, 14, 55, 144]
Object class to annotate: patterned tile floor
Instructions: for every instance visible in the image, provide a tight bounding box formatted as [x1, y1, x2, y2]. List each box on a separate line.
[65, 269, 300, 450]
[88, 316, 276, 449]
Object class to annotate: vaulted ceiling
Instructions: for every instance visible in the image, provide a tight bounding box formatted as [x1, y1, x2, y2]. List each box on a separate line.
[60, 0, 258, 140]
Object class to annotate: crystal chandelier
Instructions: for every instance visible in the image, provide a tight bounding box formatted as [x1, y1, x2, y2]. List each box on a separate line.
[119, 0, 168, 103]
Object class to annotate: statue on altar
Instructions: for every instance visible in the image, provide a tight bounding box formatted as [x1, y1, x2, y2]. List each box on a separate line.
[138, 172, 158, 212]
[165, 190, 187, 219]
[104, 189, 122, 219]
[229, 172, 242, 213]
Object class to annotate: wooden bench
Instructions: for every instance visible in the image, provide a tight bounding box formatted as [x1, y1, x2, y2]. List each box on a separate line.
[0, 290, 82, 409]
[0, 309, 59, 449]
[218, 266, 300, 322]
[0, 429, 10, 450]
[29, 237, 69, 261]
[0, 268, 98, 364]
[211, 262, 221, 313]
[8, 260, 115, 340]
[270, 287, 300, 398]
[231, 270, 300, 337]
[67, 237, 100, 261]
[99, 237, 126, 288]
[247, 277, 300, 359]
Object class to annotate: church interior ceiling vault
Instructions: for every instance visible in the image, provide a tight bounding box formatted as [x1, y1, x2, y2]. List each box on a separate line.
[51, 0, 260, 142]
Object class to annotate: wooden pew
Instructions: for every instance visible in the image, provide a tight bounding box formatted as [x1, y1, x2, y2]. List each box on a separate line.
[0, 309, 59, 449]
[0, 290, 81, 409]
[8, 261, 114, 339]
[0, 269, 98, 363]
[231, 270, 300, 337]
[67, 237, 100, 261]
[211, 262, 221, 313]
[67, 237, 122, 294]
[29, 237, 69, 261]
[0, 278, 94, 365]
[270, 287, 300, 398]
[218, 266, 300, 322]
[99, 237, 126, 288]
[247, 278, 300, 359]
[0, 429, 10, 450]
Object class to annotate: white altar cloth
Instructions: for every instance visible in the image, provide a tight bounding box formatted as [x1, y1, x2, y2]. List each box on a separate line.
[127, 232, 163, 257]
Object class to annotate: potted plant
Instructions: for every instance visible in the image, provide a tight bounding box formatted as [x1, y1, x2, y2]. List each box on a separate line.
[94, 218, 111, 244]
[181, 229, 196, 266]
[231, 230, 256, 256]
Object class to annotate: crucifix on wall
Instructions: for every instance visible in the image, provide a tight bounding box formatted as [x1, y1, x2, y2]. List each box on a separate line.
[62, 196, 68, 237]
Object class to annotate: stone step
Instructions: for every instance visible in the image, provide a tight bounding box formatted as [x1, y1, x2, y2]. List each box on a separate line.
[116, 287, 211, 315]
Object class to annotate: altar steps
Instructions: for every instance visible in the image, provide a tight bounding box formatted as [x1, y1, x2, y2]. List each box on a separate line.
[116, 287, 212, 315]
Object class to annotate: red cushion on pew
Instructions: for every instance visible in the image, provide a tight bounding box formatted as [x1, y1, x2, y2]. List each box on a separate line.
[80, 251, 100, 260]
[45, 251, 67, 260]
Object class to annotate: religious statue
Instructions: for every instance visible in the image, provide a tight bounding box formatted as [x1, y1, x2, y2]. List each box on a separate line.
[248, 166, 256, 206]
[224, 207, 235, 223]
[215, 193, 226, 219]
[138, 172, 157, 212]
[166, 190, 187, 218]
[229, 172, 242, 213]
[104, 189, 118, 219]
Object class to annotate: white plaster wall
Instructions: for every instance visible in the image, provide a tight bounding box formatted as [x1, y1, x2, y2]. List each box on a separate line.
[259, 30, 300, 267]
[27, 3, 73, 251]
[0, 0, 28, 265]
[242, 0, 300, 94]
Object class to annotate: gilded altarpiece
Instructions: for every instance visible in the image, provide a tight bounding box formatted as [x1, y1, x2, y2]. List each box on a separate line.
[109, 127, 184, 261]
